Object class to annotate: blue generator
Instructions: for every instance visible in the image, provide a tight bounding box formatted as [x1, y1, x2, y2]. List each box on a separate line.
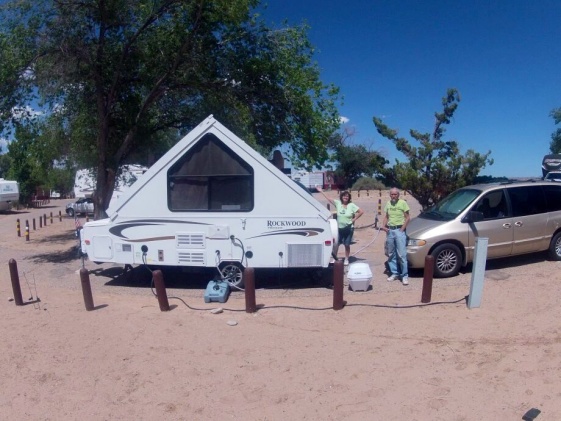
[204, 279, 231, 303]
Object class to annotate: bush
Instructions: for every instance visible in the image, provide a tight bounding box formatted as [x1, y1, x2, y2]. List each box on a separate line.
[352, 177, 386, 191]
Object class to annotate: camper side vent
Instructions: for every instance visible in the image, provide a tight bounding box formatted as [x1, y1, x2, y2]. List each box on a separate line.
[176, 233, 205, 249]
[177, 251, 205, 265]
[287, 243, 323, 267]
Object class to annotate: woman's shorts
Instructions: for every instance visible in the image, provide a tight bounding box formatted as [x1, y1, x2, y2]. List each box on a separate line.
[338, 225, 354, 246]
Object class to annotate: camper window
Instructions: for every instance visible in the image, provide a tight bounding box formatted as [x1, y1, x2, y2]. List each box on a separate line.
[168, 133, 254, 211]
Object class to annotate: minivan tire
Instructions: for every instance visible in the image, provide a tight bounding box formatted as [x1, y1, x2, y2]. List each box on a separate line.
[549, 232, 561, 261]
[431, 243, 462, 278]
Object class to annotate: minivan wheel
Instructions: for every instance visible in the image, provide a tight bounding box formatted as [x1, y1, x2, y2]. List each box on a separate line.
[430, 243, 461, 278]
[549, 232, 561, 261]
[66, 208, 75, 217]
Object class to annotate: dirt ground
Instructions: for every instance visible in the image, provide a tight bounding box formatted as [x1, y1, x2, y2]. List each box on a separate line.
[0, 192, 560, 420]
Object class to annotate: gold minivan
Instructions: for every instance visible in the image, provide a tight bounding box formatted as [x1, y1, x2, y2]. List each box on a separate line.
[406, 180, 561, 277]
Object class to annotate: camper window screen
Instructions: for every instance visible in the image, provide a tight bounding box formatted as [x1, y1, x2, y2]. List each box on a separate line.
[168, 134, 254, 211]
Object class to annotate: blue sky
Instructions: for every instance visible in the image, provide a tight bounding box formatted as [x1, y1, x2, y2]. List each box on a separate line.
[260, 0, 561, 177]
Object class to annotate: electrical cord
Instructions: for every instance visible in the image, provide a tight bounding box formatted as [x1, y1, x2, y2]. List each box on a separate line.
[163, 296, 468, 312]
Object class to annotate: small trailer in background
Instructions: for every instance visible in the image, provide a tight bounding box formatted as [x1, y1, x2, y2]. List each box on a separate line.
[291, 170, 325, 192]
[80, 116, 338, 287]
[542, 154, 561, 178]
[0, 179, 19, 211]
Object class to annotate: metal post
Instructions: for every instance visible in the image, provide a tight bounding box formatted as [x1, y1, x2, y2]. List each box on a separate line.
[153, 270, 170, 311]
[421, 255, 434, 303]
[39, 216, 43, 228]
[25, 220, 29, 241]
[43, 214, 47, 226]
[59, 211, 62, 222]
[332, 259, 345, 310]
[468, 237, 488, 309]
[79, 268, 95, 311]
[33, 218, 36, 231]
[50, 212, 53, 224]
[244, 267, 257, 313]
[16, 219, 20, 237]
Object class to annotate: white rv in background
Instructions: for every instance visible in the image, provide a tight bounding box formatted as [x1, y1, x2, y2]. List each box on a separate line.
[0, 179, 19, 211]
[80, 116, 338, 286]
[73, 164, 147, 207]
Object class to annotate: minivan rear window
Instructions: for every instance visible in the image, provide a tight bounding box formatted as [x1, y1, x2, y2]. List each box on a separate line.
[507, 186, 546, 216]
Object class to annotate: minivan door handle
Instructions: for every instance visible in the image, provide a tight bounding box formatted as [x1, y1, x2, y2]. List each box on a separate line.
[514, 221, 523, 227]
[502, 223, 512, 228]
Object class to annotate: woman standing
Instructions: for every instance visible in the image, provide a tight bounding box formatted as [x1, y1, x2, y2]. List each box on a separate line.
[317, 186, 363, 265]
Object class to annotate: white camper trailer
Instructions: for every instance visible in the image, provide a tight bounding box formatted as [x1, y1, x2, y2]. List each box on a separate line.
[80, 116, 338, 286]
[0, 179, 19, 211]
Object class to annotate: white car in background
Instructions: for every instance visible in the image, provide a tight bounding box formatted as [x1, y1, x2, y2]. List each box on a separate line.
[65, 197, 94, 217]
[544, 171, 561, 181]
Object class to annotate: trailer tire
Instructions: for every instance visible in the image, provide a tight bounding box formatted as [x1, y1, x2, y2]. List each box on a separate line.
[220, 262, 244, 288]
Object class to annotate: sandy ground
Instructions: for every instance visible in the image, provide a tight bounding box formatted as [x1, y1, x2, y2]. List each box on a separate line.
[0, 192, 560, 420]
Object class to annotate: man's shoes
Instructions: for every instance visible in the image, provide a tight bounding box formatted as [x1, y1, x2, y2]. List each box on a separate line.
[402, 277, 409, 285]
[344, 258, 349, 266]
[387, 274, 398, 282]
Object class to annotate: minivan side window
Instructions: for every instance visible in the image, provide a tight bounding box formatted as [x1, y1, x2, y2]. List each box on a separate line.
[543, 184, 561, 212]
[472, 189, 508, 219]
[507, 186, 546, 217]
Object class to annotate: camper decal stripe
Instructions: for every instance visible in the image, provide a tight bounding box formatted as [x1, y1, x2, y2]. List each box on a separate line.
[109, 220, 210, 240]
[125, 236, 176, 243]
[248, 228, 324, 239]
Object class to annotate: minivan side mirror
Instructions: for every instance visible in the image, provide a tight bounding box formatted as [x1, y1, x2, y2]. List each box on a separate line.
[463, 210, 484, 223]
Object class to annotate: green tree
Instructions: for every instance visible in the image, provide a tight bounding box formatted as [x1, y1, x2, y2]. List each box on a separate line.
[373, 89, 493, 210]
[5, 124, 42, 204]
[0, 0, 341, 218]
[550, 107, 561, 153]
[328, 126, 387, 188]
[0, 153, 11, 178]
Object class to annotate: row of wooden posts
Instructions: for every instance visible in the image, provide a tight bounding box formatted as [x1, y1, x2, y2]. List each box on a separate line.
[7, 257, 436, 312]
[15, 212, 89, 241]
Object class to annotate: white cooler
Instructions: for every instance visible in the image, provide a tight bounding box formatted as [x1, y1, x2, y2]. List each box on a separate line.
[347, 262, 373, 291]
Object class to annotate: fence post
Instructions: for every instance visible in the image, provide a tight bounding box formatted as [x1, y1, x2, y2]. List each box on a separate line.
[16, 219, 21, 237]
[421, 255, 434, 303]
[79, 268, 95, 311]
[332, 260, 345, 310]
[153, 270, 170, 311]
[244, 267, 257, 313]
[8, 259, 24, 306]
[25, 220, 29, 241]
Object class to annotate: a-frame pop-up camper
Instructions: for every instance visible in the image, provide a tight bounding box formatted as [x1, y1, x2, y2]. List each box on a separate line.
[80, 116, 338, 286]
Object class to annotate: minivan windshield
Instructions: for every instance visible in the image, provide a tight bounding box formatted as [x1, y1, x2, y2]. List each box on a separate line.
[420, 188, 481, 221]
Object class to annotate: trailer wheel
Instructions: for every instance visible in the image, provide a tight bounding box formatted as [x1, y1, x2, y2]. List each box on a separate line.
[220, 262, 244, 288]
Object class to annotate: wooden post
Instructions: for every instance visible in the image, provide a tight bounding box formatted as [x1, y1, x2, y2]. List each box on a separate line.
[8, 259, 24, 306]
[153, 270, 170, 311]
[79, 268, 95, 311]
[332, 260, 345, 310]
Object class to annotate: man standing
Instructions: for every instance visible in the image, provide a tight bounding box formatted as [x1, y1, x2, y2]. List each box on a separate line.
[382, 188, 410, 285]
